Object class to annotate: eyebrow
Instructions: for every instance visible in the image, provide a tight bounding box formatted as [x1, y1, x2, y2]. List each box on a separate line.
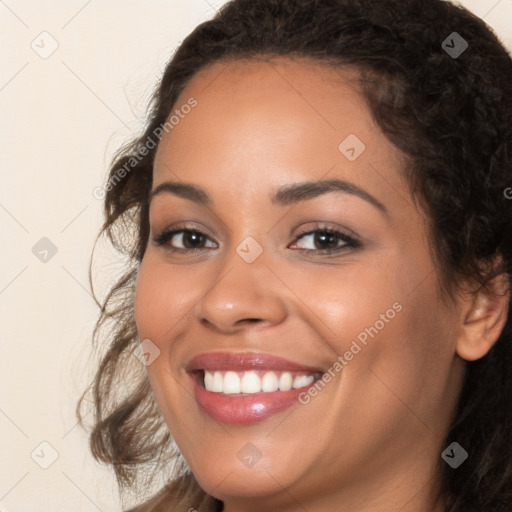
[150, 178, 388, 216]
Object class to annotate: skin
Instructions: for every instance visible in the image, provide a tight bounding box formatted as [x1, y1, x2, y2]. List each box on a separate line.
[134, 57, 509, 512]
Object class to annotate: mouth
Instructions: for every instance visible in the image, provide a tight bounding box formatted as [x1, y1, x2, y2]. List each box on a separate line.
[186, 352, 324, 425]
[200, 369, 321, 394]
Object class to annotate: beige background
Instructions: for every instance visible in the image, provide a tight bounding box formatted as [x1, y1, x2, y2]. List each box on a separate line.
[1, 1, 511, 511]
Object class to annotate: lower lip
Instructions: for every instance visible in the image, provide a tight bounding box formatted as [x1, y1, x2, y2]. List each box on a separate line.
[191, 375, 314, 425]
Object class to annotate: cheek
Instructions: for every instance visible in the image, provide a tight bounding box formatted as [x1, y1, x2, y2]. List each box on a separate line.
[133, 255, 194, 425]
[341, 269, 458, 434]
[134, 253, 196, 340]
[296, 252, 452, 390]
[134, 258, 159, 340]
[280, 257, 407, 348]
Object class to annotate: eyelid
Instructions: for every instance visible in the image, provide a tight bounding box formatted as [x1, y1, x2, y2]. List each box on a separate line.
[293, 222, 360, 240]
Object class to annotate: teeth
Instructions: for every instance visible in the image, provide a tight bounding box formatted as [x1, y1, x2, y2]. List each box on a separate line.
[241, 371, 261, 393]
[204, 371, 213, 390]
[212, 371, 223, 392]
[261, 372, 279, 392]
[223, 371, 241, 394]
[278, 372, 293, 391]
[204, 371, 224, 392]
[203, 370, 317, 394]
[292, 375, 314, 389]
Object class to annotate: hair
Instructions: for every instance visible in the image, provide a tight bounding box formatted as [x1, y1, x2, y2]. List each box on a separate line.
[77, 0, 512, 511]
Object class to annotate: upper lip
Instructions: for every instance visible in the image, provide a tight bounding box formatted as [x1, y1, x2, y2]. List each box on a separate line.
[186, 352, 324, 373]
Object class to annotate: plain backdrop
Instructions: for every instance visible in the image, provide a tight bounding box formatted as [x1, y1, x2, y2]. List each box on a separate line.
[1, 1, 511, 511]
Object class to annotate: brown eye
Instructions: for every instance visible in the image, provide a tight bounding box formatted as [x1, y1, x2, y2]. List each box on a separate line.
[291, 228, 360, 254]
[153, 229, 217, 251]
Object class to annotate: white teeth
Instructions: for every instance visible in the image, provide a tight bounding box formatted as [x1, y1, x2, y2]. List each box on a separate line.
[212, 371, 223, 392]
[204, 371, 213, 390]
[204, 371, 224, 392]
[292, 375, 314, 389]
[241, 372, 261, 393]
[261, 371, 279, 392]
[223, 371, 241, 394]
[203, 370, 316, 394]
[278, 372, 293, 391]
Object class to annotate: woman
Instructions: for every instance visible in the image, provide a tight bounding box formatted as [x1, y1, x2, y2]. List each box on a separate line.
[79, 0, 512, 510]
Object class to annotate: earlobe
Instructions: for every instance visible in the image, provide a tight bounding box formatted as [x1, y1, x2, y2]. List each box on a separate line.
[455, 272, 510, 361]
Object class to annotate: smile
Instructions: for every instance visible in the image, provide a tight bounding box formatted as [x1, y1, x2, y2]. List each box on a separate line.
[203, 370, 319, 394]
[186, 352, 324, 424]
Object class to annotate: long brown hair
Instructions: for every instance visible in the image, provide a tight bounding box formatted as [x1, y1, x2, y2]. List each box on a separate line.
[78, 1, 512, 510]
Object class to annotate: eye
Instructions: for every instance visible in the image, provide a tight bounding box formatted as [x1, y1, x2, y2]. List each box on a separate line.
[153, 227, 217, 252]
[153, 223, 361, 256]
[290, 226, 360, 255]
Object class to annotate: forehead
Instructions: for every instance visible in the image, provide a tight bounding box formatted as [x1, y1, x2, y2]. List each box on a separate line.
[174, 57, 367, 129]
[153, 57, 407, 209]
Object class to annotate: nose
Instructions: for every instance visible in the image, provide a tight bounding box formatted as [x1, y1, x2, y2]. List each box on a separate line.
[193, 245, 288, 334]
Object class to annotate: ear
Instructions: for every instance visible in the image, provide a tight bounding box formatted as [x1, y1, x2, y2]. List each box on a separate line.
[456, 271, 510, 361]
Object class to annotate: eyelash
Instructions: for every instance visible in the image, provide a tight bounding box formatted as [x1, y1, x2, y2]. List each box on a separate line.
[152, 223, 361, 257]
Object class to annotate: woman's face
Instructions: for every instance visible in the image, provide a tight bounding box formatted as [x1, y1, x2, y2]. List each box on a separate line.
[135, 58, 466, 511]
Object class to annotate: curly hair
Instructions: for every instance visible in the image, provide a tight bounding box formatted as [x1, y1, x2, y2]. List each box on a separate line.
[78, 0, 512, 510]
